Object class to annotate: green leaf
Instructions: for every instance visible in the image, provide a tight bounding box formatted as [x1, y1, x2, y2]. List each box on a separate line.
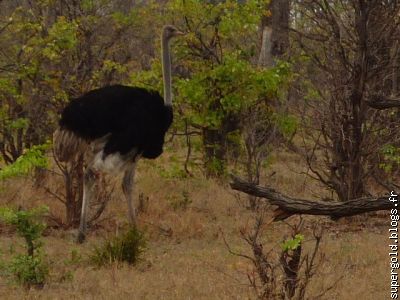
[281, 234, 304, 252]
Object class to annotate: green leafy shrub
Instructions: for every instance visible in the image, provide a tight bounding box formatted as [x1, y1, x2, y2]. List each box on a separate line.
[0, 143, 50, 180]
[0, 206, 49, 288]
[90, 227, 146, 267]
[8, 254, 48, 288]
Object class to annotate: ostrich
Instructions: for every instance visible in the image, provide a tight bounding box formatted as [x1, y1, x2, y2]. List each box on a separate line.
[53, 25, 184, 243]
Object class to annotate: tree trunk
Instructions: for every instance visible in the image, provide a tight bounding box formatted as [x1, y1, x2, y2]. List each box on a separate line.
[258, 0, 290, 67]
[203, 113, 239, 177]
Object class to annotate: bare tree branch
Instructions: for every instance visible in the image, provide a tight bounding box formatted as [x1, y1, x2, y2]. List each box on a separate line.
[366, 94, 400, 110]
[230, 175, 395, 221]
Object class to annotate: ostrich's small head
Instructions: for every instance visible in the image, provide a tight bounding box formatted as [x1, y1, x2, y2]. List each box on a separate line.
[162, 25, 185, 41]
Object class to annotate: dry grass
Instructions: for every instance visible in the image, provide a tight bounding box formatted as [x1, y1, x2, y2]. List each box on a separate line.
[0, 150, 390, 299]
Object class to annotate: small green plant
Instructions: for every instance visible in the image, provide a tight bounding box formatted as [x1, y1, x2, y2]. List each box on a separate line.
[281, 234, 304, 252]
[90, 227, 146, 267]
[64, 248, 82, 266]
[379, 144, 400, 173]
[0, 206, 49, 288]
[8, 254, 48, 288]
[205, 157, 226, 178]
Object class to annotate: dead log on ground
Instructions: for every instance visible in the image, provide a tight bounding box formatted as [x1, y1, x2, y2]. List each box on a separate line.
[366, 94, 400, 110]
[230, 175, 396, 221]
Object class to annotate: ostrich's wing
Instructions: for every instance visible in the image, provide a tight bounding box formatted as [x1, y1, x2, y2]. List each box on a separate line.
[104, 104, 173, 159]
[59, 85, 165, 140]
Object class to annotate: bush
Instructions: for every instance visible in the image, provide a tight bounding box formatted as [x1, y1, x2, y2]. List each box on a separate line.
[8, 254, 48, 288]
[90, 227, 146, 267]
[0, 206, 49, 288]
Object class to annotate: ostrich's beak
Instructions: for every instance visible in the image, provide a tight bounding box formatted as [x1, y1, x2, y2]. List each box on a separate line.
[174, 30, 185, 37]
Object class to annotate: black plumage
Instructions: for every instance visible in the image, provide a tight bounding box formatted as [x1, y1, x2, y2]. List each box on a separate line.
[59, 84, 173, 159]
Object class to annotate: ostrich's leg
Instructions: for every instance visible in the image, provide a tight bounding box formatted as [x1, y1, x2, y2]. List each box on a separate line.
[77, 167, 97, 243]
[122, 164, 137, 226]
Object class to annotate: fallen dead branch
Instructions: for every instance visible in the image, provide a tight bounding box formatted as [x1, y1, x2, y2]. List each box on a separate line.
[366, 94, 400, 110]
[230, 175, 395, 221]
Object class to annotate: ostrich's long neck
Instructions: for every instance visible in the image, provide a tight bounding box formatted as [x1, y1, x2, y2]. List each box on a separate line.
[161, 35, 172, 107]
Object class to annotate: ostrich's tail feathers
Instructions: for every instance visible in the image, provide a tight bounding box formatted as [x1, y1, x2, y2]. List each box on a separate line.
[53, 128, 88, 162]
